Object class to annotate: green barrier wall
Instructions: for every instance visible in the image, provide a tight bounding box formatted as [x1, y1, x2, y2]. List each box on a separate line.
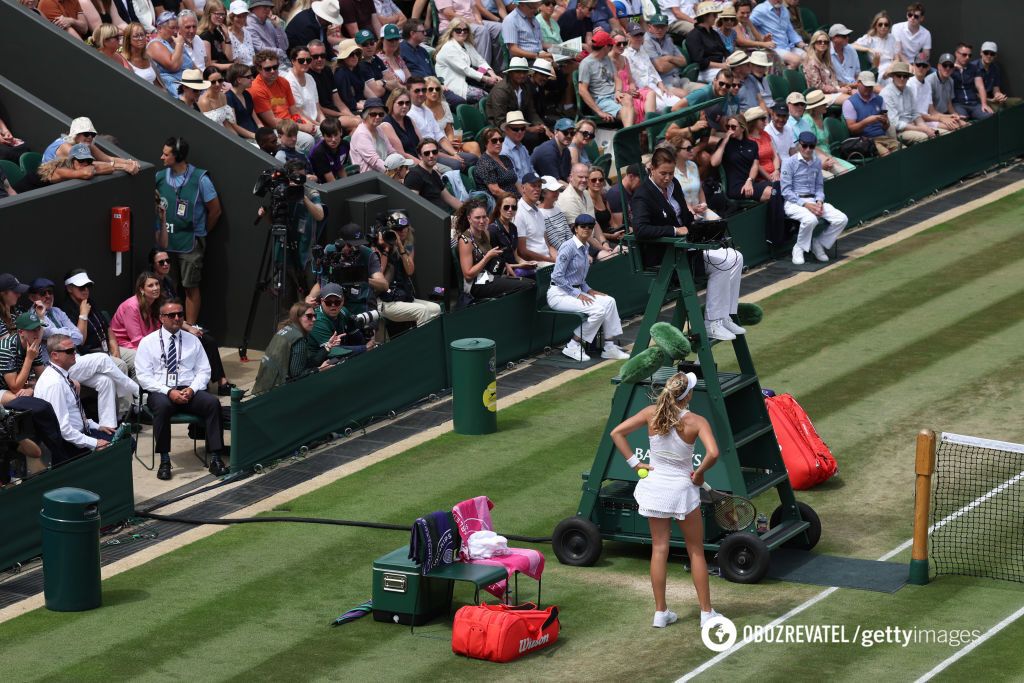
[230, 255, 654, 472]
[0, 439, 134, 572]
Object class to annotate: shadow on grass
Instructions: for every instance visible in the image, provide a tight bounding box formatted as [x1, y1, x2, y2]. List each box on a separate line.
[102, 589, 151, 606]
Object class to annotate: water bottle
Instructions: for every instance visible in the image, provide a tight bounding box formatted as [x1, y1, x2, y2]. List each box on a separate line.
[756, 513, 768, 533]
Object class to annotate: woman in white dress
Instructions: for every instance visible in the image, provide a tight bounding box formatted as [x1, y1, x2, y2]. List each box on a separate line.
[283, 45, 324, 127]
[226, 0, 255, 66]
[198, 67, 245, 136]
[854, 11, 902, 89]
[611, 371, 723, 629]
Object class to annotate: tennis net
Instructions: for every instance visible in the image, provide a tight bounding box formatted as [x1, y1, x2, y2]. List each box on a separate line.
[930, 432, 1024, 582]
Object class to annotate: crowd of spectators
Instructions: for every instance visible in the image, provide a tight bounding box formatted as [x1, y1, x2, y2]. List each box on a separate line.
[2, 0, 1021, 468]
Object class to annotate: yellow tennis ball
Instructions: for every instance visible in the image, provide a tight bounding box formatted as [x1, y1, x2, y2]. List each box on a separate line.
[637, 468, 649, 479]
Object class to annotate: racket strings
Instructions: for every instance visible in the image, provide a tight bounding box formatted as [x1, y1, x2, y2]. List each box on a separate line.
[713, 498, 755, 530]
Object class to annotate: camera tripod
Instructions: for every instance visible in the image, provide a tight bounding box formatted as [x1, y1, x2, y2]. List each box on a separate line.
[238, 211, 293, 362]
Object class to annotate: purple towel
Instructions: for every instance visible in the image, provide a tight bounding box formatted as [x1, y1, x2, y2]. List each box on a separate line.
[409, 511, 459, 575]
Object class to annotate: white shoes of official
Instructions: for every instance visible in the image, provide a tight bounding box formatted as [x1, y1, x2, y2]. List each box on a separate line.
[791, 245, 805, 265]
[653, 609, 679, 628]
[722, 318, 746, 335]
[600, 341, 630, 360]
[700, 608, 724, 628]
[810, 239, 830, 262]
[562, 338, 590, 362]
[706, 319, 736, 341]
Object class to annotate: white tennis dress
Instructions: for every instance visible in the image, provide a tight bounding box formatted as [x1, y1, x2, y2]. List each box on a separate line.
[634, 412, 702, 519]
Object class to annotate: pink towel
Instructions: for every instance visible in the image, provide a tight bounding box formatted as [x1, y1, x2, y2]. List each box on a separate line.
[452, 496, 545, 598]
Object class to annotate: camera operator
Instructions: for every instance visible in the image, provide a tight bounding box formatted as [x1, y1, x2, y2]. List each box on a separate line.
[372, 211, 442, 332]
[281, 159, 325, 303]
[307, 222, 388, 317]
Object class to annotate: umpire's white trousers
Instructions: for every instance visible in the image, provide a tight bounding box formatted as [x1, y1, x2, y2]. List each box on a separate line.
[546, 288, 623, 343]
[783, 201, 848, 253]
[69, 352, 139, 428]
[704, 247, 744, 322]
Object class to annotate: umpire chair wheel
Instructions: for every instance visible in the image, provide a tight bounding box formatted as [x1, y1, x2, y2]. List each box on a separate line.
[770, 502, 822, 551]
[717, 532, 770, 584]
[552, 516, 603, 566]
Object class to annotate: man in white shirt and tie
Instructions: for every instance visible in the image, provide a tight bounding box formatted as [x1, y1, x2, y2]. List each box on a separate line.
[135, 299, 227, 480]
[33, 334, 114, 455]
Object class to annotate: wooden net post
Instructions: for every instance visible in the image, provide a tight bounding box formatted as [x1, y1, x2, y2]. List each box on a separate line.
[909, 429, 936, 585]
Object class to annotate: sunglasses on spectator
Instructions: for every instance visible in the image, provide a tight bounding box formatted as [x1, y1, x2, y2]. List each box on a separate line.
[427, 86, 441, 92]
[263, 64, 279, 71]
[322, 297, 342, 306]
[800, 142, 816, 149]
[422, 148, 439, 156]
[907, 12, 921, 18]
[209, 77, 223, 84]
[589, 176, 604, 182]
[726, 124, 740, 130]
[957, 51, 971, 57]
[727, 83, 741, 89]
[502, 204, 516, 211]
[396, 99, 410, 106]
[579, 130, 594, 139]
[156, 259, 170, 265]
[80, 132, 96, 138]
[983, 50, 996, 56]
[488, 137, 503, 144]
[412, 88, 425, 94]
[311, 52, 326, 59]
[131, 33, 146, 39]
[876, 21, 889, 27]
[614, 41, 627, 47]
[366, 110, 385, 118]
[51, 347, 77, 356]
[507, 126, 526, 132]
[79, 159, 94, 166]
[813, 39, 828, 44]
[303, 313, 316, 320]
[453, 27, 469, 34]
[36, 289, 54, 296]
[161, 311, 185, 318]
[296, 57, 313, 64]
[559, 128, 575, 136]
[940, 62, 954, 68]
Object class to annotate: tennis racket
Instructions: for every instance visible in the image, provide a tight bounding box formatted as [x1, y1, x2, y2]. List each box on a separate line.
[701, 482, 756, 531]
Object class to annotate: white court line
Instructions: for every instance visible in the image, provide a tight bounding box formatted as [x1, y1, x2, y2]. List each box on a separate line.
[914, 604, 1024, 682]
[677, 466, 1024, 682]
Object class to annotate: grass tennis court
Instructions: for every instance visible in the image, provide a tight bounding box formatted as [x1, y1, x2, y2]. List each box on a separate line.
[3, 189, 1024, 681]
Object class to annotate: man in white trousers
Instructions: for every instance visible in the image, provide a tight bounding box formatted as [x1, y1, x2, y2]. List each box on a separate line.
[546, 215, 631, 363]
[780, 131, 848, 265]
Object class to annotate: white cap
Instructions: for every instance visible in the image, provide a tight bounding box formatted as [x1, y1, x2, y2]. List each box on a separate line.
[229, 0, 249, 14]
[981, 41, 998, 53]
[68, 117, 97, 137]
[384, 153, 415, 171]
[540, 175, 562, 191]
[828, 23, 852, 37]
[64, 272, 94, 287]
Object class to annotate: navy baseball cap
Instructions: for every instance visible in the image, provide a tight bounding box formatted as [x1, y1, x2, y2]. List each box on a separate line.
[522, 172, 542, 185]
[28, 277, 56, 292]
[0, 273, 29, 293]
[771, 102, 789, 115]
[797, 131, 818, 145]
[574, 213, 597, 226]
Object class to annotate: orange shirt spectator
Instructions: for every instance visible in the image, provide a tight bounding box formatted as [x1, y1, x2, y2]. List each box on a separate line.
[250, 71, 296, 122]
[39, 0, 81, 21]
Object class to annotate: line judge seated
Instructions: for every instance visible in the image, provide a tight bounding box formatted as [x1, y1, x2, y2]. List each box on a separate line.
[546, 214, 631, 363]
[135, 298, 227, 480]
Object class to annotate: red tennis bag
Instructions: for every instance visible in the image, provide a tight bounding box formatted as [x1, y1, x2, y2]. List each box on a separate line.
[765, 393, 838, 490]
[452, 602, 559, 662]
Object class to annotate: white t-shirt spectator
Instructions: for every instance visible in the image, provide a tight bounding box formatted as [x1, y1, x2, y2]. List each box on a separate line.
[766, 121, 795, 159]
[409, 103, 447, 143]
[891, 21, 931, 62]
[657, 0, 696, 20]
[516, 197, 548, 260]
[854, 32, 898, 82]
[284, 70, 320, 123]
[907, 77, 932, 118]
[184, 35, 206, 71]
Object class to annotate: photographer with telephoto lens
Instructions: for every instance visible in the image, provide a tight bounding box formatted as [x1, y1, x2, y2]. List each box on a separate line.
[371, 210, 441, 333]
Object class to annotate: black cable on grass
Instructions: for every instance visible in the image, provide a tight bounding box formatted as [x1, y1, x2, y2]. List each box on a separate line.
[135, 511, 553, 543]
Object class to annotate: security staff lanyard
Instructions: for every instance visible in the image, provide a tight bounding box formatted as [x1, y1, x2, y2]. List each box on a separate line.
[170, 166, 194, 220]
[159, 329, 181, 387]
[58, 365, 89, 430]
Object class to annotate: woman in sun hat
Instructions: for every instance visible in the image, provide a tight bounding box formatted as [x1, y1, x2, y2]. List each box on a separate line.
[611, 371, 724, 630]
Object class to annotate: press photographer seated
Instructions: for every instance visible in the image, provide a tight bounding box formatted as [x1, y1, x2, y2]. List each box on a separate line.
[371, 210, 441, 331]
[252, 302, 340, 394]
[307, 223, 388, 317]
[309, 283, 377, 356]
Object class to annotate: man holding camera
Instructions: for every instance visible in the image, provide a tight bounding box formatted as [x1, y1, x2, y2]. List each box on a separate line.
[309, 283, 377, 356]
[372, 211, 442, 331]
[271, 159, 326, 306]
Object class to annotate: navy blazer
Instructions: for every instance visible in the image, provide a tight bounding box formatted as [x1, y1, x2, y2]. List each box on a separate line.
[631, 176, 694, 268]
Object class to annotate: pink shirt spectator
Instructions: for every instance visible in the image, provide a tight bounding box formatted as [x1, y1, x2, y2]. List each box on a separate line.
[349, 122, 396, 173]
[110, 296, 160, 349]
[435, 0, 474, 32]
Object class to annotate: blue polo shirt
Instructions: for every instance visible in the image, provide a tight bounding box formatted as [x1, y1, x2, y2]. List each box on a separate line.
[531, 139, 571, 181]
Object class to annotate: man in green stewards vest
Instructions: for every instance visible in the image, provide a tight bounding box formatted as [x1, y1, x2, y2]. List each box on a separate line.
[155, 136, 222, 325]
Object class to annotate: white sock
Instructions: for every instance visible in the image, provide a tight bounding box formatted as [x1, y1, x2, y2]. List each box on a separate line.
[701, 610, 712, 619]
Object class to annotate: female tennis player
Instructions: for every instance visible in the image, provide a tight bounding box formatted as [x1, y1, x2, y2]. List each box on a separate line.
[610, 371, 724, 629]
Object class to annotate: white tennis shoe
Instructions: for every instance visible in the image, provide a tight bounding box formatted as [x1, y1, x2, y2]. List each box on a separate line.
[722, 318, 746, 335]
[601, 342, 630, 360]
[706, 319, 736, 341]
[700, 608, 724, 628]
[653, 610, 678, 628]
[562, 339, 590, 362]
[811, 239, 830, 262]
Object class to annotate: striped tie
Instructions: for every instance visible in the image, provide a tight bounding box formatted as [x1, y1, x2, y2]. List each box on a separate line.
[167, 333, 178, 377]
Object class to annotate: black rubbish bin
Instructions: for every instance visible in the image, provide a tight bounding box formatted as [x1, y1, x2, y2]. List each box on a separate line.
[40, 487, 102, 612]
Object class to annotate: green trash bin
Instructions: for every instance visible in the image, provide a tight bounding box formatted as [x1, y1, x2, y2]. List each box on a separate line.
[450, 338, 497, 435]
[40, 487, 102, 612]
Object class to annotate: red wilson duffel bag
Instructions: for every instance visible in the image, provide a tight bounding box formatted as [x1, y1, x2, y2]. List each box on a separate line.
[452, 602, 560, 662]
